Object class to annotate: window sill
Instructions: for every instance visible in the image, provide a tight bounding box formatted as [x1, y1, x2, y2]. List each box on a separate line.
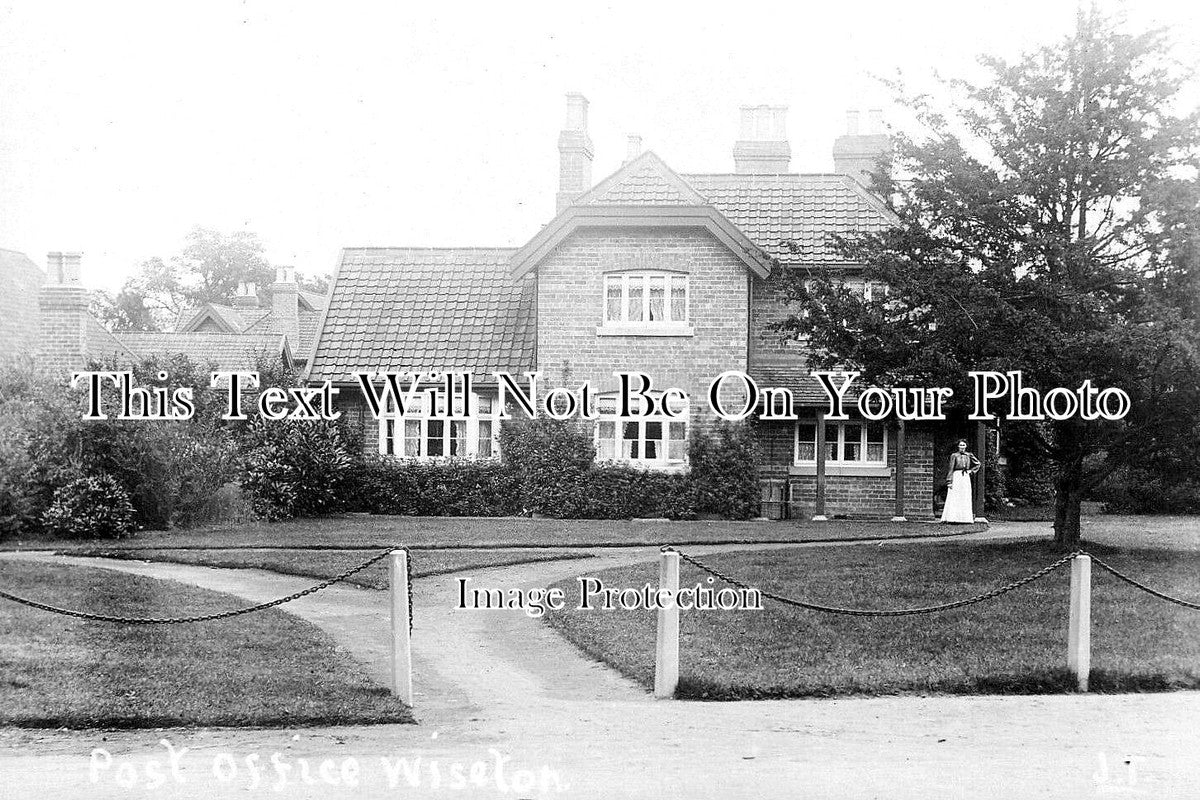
[595, 323, 694, 337]
[790, 463, 892, 478]
[595, 458, 689, 472]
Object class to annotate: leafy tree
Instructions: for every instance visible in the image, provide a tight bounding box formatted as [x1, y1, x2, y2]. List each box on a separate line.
[773, 8, 1200, 548]
[175, 226, 273, 305]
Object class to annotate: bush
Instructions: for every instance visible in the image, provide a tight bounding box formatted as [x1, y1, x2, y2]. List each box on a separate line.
[689, 422, 759, 520]
[41, 474, 136, 539]
[499, 417, 595, 516]
[575, 467, 695, 520]
[239, 418, 357, 520]
[1100, 466, 1200, 515]
[352, 459, 521, 517]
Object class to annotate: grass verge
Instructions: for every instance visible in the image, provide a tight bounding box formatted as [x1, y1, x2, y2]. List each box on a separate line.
[0, 561, 413, 728]
[73, 548, 594, 589]
[543, 540, 1200, 699]
[2, 515, 982, 553]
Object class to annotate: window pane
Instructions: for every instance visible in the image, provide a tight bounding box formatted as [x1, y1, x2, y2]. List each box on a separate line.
[866, 424, 885, 462]
[797, 423, 816, 445]
[826, 439, 840, 462]
[598, 396, 617, 414]
[477, 420, 493, 458]
[668, 439, 686, 460]
[648, 276, 665, 321]
[597, 421, 615, 460]
[477, 396, 492, 414]
[796, 442, 816, 462]
[867, 442, 884, 462]
[645, 421, 663, 459]
[627, 278, 644, 321]
[670, 280, 687, 321]
[427, 420, 444, 457]
[449, 420, 467, 457]
[668, 422, 686, 440]
[623, 421, 640, 459]
[843, 424, 862, 461]
[606, 279, 622, 321]
[404, 420, 421, 457]
[384, 420, 395, 456]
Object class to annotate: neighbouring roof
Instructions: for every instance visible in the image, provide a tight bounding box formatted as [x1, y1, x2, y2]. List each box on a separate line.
[85, 315, 138, 363]
[116, 332, 291, 371]
[174, 303, 270, 333]
[682, 173, 897, 264]
[307, 248, 536, 384]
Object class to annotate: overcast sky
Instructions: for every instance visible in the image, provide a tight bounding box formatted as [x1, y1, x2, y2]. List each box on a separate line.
[1, 0, 1196, 292]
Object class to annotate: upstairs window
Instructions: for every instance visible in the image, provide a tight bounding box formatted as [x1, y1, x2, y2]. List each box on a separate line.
[600, 272, 691, 336]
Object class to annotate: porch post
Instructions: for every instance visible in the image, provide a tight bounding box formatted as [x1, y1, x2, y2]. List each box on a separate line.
[974, 420, 988, 523]
[892, 419, 907, 522]
[813, 410, 828, 521]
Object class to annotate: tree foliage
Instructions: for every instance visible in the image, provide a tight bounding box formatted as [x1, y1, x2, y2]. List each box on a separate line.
[773, 8, 1200, 546]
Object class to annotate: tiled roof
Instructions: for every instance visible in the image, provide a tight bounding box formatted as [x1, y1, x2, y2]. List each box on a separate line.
[85, 315, 137, 363]
[682, 173, 896, 264]
[578, 153, 710, 206]
[174, 303, 269, 333]
[307, 248, 536, 383]
[242, 307, 323, 361]
[116, 332, 289, 370]
[0, 248, 44, 362]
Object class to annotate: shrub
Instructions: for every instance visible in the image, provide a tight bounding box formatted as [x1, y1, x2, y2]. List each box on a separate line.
[1101, 466, 1200, 515]
[575, 466, 696, 520]
[352, 459, 521, 517]
[689, 422, 759, 519]
[41, 474, 136, 539]
[239, 418, 357, 520]
[499, 417, 595, 516]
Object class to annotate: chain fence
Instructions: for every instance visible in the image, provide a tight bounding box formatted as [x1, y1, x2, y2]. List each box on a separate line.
[666, 546, 1200, 616]
[0, 548, 403, 625]
[2, 543, 1198, 626]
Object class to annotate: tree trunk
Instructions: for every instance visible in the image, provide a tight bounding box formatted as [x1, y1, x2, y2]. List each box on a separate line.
[1052, 457, 1084, 550]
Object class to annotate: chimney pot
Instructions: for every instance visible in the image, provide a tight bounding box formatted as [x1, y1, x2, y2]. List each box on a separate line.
[625, 134, 643, 163]
[846, 110, 860, 135]
[46, 251, 82, 285]
[868, 109, 884, 134]
[733, 105, 791, 174]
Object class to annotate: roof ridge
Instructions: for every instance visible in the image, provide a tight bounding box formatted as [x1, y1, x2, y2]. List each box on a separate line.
[341, 246, 518, 252]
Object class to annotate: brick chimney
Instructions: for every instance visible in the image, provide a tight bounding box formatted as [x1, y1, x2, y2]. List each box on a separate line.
[269, 266, 300, 350]
[556, 93, 594, 214]
[624, 134, 643, 164]
[232, 281, 259, 309]
[38, 252, 88, 373]
[833, 108, 891, 188]
[732, 105, 791, 174]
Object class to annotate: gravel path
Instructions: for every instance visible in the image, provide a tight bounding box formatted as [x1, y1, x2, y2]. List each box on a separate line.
[2, 525, 1198, 799]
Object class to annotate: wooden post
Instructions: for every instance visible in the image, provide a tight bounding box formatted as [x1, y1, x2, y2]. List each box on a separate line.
[1067, 554, 1092, 692]
[813, 411, 828, 521]
[389, 549, 414, 705]
[974, 421, 988, 522]
[654, 550, 680, 699]
[892, 419, 907, 522]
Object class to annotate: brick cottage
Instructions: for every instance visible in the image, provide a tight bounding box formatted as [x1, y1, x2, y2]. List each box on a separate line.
[309, 95, 966, 520]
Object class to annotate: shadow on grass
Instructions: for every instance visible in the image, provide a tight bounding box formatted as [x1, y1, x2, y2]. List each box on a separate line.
[674, 669, 1200, 701]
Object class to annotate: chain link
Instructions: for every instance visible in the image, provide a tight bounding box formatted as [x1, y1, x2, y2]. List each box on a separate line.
[666, 547, 1077, 616]
[0, 548, 398, 625]
[1087, 553, 1200, 610]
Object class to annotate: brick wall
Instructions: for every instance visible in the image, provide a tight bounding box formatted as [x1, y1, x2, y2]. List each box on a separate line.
[534, 227, 749, 433]
[0, 250, 45, 364]
[755, 419, 937, 519]
[37, 285, 89, 374]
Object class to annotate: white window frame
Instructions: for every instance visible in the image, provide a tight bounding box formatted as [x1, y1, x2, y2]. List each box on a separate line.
[593, 393, 688, 470]
[378, 393, 500, 461]
[597, 270, 693, 337]
[792, 418, 890, 477]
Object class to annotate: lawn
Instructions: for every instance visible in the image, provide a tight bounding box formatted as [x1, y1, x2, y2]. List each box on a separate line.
[0, 560, 413, 728]
[0, 514, 983, 553]
[77, 547, 595, 589]
[543, 539, 1200, 699]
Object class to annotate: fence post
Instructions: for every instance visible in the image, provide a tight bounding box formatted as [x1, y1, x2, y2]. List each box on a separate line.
[654, 549, 681, 699]
[390, 549, 414, 705]
[1067, 553, 1092, 692]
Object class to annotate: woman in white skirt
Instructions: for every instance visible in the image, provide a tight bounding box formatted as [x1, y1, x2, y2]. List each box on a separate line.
[940, 439, 980, 523]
